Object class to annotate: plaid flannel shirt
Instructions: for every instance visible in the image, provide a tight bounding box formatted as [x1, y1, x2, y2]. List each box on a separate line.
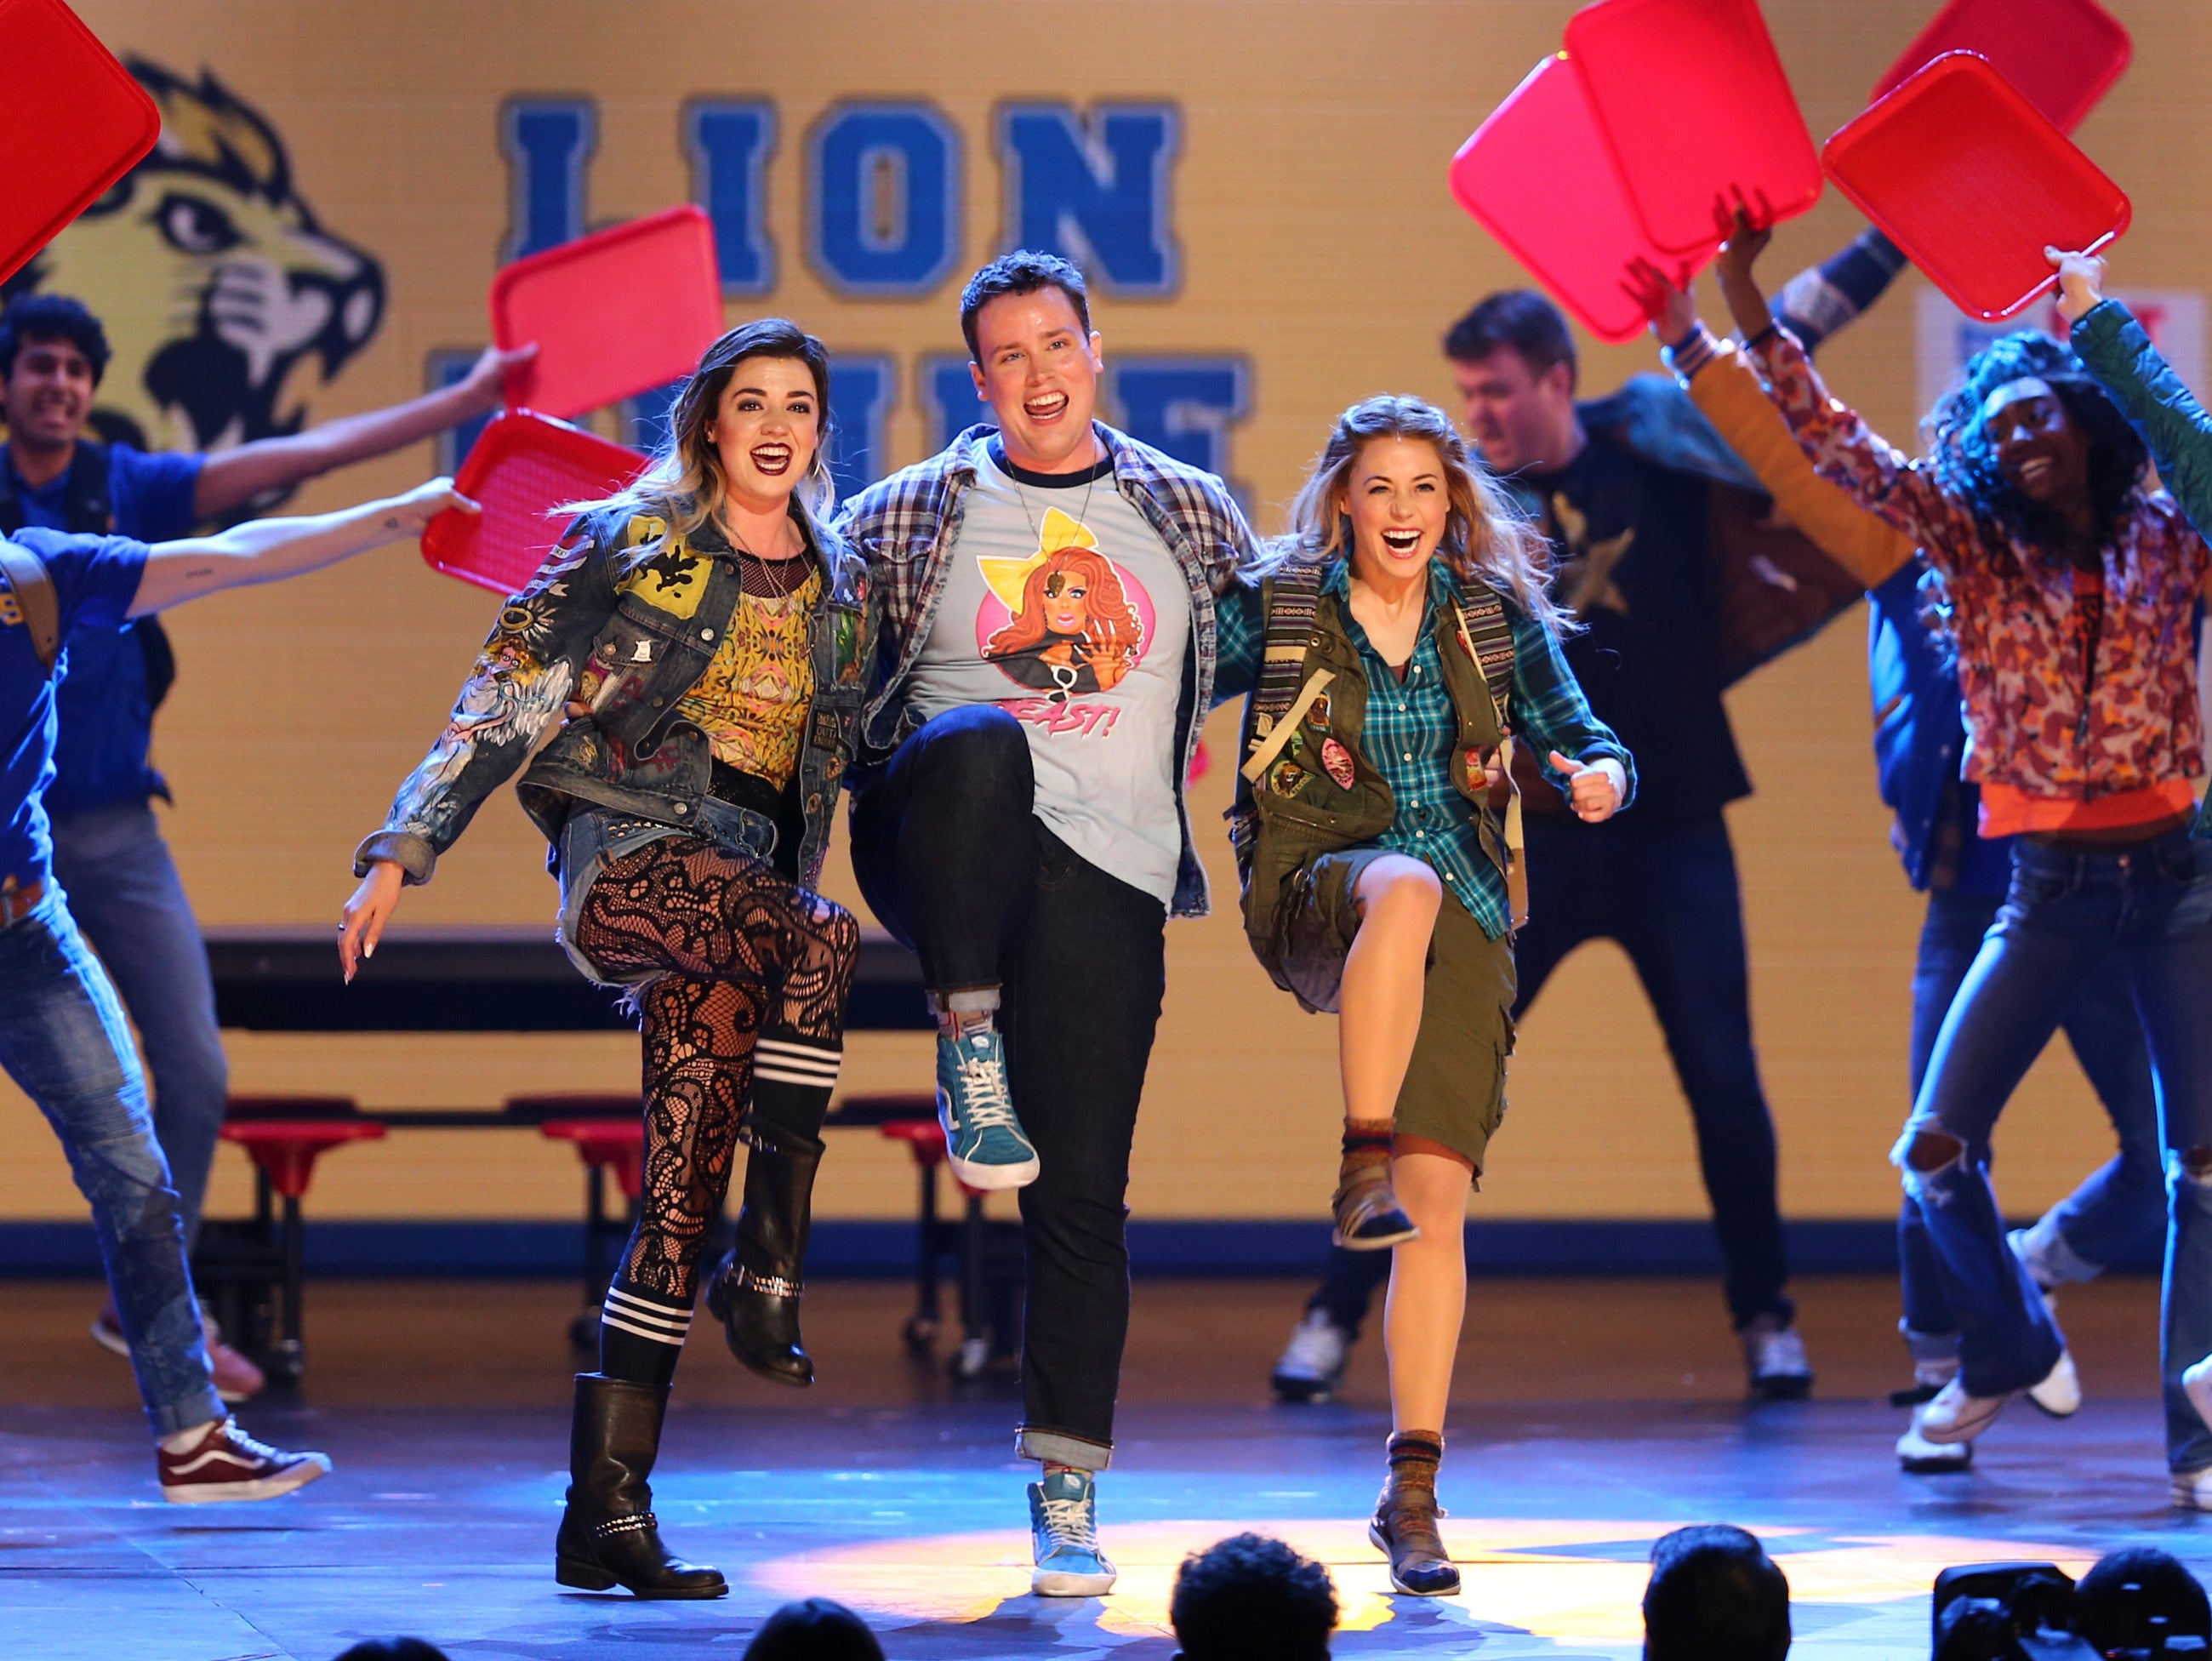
[832, 422, 1258, 919]
[1217, 562, 1634, 939]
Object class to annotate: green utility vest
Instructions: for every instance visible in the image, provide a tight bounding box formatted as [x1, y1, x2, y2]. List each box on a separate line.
[1227, 561, 1522, 1007]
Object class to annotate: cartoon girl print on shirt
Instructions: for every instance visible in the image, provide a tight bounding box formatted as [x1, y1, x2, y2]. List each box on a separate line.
[977, 505, 1153, 705]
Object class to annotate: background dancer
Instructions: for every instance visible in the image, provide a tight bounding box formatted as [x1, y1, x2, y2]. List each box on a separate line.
[1628, 229, 2162, 1470]
[2, 471, 469, 1499]
[837, 250, 1255, 1596]
[341, 320, 869, 1595]
[1221, 396, 1628, 1593]
[1728, 229, 2212, 1504]
[0, 292, 531, 1398]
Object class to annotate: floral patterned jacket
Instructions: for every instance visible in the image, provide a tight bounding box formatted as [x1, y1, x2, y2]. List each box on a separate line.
[1751, 326, 2209, 802]
[356, 504, 870, 891]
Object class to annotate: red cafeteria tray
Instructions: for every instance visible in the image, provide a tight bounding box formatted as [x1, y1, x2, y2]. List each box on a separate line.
[490, 205, 725, 420]
[0, 0, 160, 287]
[1873, 0, 2130, 135]
[1824, 52, 2130, 323]
[1565, 0, 1823, 257]
[422, 412, 648, 596]
[1450, 55, 1717, 345]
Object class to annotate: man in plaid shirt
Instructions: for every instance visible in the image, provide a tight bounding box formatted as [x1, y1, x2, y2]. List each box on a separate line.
[835, 250, 1256, 1595]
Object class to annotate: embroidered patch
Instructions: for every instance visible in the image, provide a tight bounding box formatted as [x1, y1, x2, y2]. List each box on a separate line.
[1306, 690, 1331, 728]
[631, 640, 653, 663]
[1320, 737, 1355, 790]
[1268, 759, 1308, 796]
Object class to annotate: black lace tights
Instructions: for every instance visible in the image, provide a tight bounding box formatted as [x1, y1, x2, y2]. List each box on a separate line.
[574, 836, 858, 1303]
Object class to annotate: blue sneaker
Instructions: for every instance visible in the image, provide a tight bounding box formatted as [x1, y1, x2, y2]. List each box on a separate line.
[1028, 1469, 1117, 1595]
[937, 1026, 1040, 1190]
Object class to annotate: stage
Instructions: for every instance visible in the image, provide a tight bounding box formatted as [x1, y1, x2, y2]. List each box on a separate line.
[6, 1274, 2207, 1659]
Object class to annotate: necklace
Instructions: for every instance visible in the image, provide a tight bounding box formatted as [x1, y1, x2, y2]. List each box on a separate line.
[1004, 431, 1104, 555]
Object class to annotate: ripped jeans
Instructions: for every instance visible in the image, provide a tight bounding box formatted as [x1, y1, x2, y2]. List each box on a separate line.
[1901, 829, 2212, 1470]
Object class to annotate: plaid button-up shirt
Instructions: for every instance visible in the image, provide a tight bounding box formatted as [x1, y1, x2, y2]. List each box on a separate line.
[832, 423, 1258, 919]
[1217, 561, 1633, 939]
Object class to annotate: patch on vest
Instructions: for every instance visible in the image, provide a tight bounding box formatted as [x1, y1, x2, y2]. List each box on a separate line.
[1268, 759, 1308, 796]
[1320, 737, 1355, 791]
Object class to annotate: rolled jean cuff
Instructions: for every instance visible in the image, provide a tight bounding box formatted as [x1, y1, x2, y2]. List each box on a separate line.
[928, 985, 1001, 1017]
[149, 1384, 226, 1441]
[1900, 1321, 1961, 1364]
[2017, 1208, 2102, 1287]
[1018, 1424, 1112, 1470]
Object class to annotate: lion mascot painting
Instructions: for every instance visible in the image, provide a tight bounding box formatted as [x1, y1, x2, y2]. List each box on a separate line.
[0, 58, 385, 472]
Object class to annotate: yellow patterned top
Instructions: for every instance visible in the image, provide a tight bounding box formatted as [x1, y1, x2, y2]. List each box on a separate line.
[675, 566, 823, 787]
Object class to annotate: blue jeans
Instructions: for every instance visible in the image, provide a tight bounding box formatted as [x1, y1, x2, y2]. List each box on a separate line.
[0, 889, 221, 1437]
[1899, 888, 2164, 1360]
[1905, 830, 2212, 1470]
[47, 801, 229, 1249]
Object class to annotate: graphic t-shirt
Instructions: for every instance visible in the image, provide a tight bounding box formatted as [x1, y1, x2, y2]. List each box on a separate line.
[904, 440, 1192, 902]
[0, 528, 150, 891]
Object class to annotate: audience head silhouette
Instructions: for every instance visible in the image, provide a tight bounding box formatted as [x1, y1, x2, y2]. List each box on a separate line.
[1172, 1532, 1338, 1661]
[1643, 1524, 1790, 1661]
[741, 1597, 886, 1661]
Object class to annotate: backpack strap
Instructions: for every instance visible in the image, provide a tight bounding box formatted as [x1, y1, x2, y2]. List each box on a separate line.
[0, 539, 60, 672]
[1448, 585, 1528, 932]
[1238, 561, 1330, 785]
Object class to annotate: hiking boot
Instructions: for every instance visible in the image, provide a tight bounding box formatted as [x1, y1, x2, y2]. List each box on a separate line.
[1331, 1165, 1417, 1251]
[1028, 1468, 1117, 1596]
[937, 1026, 1039, 1190]
[1371, 1431, 1459, 1595]
[157, 1417, 329, 1503]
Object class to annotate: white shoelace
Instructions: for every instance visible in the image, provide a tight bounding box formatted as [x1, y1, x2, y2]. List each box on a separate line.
[955, 1042, 1020, 1133]
[1038, 1493, 1097, 1551]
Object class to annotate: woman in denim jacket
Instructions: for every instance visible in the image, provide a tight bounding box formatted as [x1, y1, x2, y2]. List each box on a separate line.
[339, 319, 872, 1597]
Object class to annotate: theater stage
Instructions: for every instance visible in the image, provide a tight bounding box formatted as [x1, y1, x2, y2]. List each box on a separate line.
[5, 1275, 2206, 1659]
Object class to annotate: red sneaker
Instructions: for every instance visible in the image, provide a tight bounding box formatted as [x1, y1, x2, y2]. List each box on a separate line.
[157, 1418, 330, 1504]
[94, 1301, 265, 1403]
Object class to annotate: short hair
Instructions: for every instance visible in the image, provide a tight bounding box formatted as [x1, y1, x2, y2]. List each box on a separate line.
[330, 1642, 450, 1661]
[960, 248, 1092, 362]
[0, 293, 111, 385]
[1171, 1532, 1337, 1661]
[1643, 1525, 1790, 1661]
[742, 1597, 884, 1661]
[1444, 289, 1576, 388]
[2076, 1547, 2211, 1652]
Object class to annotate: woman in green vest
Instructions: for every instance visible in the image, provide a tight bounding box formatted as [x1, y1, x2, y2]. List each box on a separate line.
[1217, 395, 1632, 1595]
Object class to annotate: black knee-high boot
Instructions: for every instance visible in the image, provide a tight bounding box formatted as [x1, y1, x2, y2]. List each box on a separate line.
[554, 1373, 727, 1598]
[706, 1116, 822, 1386]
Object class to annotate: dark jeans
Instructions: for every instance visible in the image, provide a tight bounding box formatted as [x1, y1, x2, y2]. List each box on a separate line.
[1902, 831, 2212, 1470]
[1311, 810, 1789, 1336]
[851, 705, 1167, 1469]
[48, 801, 230, 1251]
[1898, 887, 2164, 1359]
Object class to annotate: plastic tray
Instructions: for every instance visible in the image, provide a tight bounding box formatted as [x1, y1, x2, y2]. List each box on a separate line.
[1824, 52, 2130, 322]
[1450, 55, 1717, 345]
[0, 0, 161, 287]
[489, 205, 725, 420]
[1565, 0, 1823, 256]
[1873, 0, 2130, 135]
[422, 411, 648, 596]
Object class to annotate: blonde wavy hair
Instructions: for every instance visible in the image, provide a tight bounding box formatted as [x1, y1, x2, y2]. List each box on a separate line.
[1256, 394, 1570, 636]
[567, 317, 835, 549]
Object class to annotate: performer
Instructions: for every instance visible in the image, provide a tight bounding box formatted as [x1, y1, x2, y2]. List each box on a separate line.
[0, 474, 469, 1498]
[0, 293, 530, 1398]
[1627, 230, 2164, 1472]
[1217, 395, 1628, 1594]
[340, 320, 870, 1595]
[835, 250, 1255, 1595]
[1274, 251, 1884, 1404]
[1729, 233, 2212, 1504]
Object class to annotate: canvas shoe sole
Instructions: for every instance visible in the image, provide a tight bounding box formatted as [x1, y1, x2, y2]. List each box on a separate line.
[163, 1450, 330, 1504]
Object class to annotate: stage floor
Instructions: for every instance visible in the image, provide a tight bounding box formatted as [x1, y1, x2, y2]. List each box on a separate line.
[6, 1274, 2208, 1659]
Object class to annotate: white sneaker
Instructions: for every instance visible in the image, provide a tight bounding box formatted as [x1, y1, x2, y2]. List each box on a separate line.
[1271, 1310, 1350, 1404]
[1741, 1315, 1814, 1400]
[2027, 1349, 2081, 1418]
[2173, 1465, 2212, 1510]
[2182, 1356, 2212, 1435]
[1897, 1422, 1973, 1472]
[1915, 1377, 2009, 1444]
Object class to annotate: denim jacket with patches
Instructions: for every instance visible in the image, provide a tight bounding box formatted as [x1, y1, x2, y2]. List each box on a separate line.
[356, 503, 872, 892]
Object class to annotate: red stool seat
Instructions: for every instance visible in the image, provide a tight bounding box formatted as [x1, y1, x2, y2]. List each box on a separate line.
[219, 1119, 386, 1199]
[541, 1119, 645, 1202]
[879, 1118, 947, 1167]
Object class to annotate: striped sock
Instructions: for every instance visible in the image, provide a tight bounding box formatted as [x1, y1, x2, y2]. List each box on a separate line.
[598, 1277, 693, 1389]
[750, 1034, 843, 1139]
